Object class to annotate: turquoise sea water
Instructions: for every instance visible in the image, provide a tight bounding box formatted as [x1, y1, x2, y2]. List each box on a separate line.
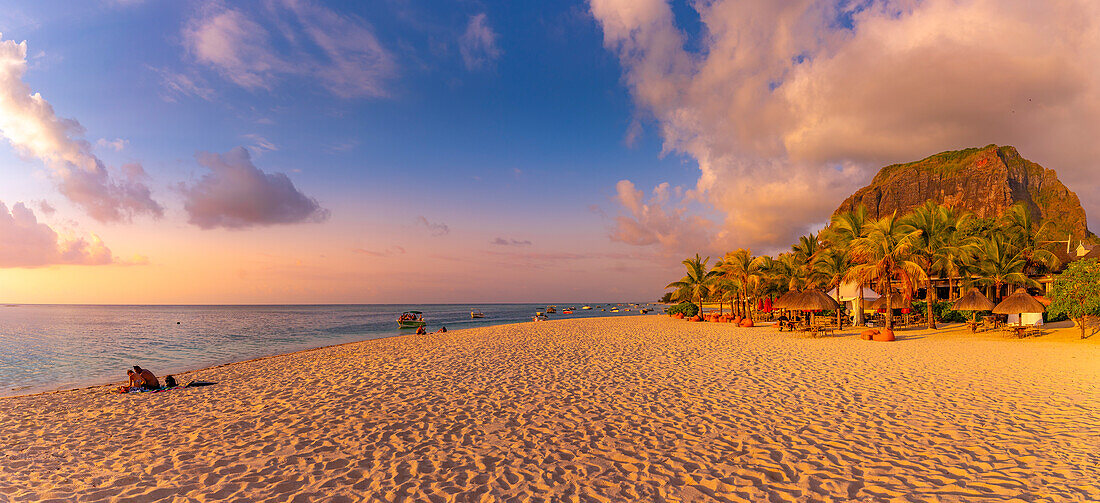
[0, 303, 658, 397]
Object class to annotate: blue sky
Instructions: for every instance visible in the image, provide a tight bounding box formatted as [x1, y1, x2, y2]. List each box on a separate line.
[2, 0, 1098, 303]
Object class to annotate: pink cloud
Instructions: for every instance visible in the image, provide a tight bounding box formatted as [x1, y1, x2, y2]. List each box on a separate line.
[0, 201, 114, 268]
[459, 13, 501, 71]
[179, 147, 329, 229]
[0, 35, 164, 223]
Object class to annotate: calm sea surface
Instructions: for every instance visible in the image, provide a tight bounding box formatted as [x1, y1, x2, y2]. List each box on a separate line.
[0, 303, 658, 397]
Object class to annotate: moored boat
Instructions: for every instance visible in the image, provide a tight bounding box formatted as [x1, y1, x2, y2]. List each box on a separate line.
[398, 311, 427, 329]
[470, 309, 486, 319]
[546, 306, 557, 314]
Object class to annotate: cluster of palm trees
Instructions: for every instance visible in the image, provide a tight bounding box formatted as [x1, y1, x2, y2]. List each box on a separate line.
[666, 200, 1062, 330]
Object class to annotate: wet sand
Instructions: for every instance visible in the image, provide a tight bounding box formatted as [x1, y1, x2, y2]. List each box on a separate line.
[1, 316, 1097, 502]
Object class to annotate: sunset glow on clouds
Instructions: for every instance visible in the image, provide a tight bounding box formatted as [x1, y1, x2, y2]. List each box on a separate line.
[1, 0, 1098, 303]
[593, 0, 1100, 252]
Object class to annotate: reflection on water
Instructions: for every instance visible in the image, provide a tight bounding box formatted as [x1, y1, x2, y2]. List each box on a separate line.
[0, 303, 657, 397]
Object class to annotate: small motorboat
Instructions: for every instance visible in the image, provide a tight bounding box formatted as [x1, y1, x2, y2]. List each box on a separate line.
[581, 306, 592, 310]
[562, 310, 574, 314]
[611, 308, 619, 313]
[398, 311, 427, 329]
[546, 306, 557, 314]
[470, 309, 486, 319]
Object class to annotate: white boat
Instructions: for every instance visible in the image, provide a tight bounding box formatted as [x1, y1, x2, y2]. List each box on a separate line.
[582, 306, 592, 310]
[470, 309, 486, 319]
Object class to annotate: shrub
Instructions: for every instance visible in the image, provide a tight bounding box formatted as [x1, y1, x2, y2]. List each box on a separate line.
[667, 301, 699, 318]
[1049, 258, 1100, 338]
[911, 300, 970, 323]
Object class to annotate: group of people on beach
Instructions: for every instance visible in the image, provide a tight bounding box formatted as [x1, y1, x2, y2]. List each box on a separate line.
[415, 325, 446, 335]
[124, 365, 176, 392]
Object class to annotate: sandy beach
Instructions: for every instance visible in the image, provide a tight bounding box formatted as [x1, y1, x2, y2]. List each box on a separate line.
[1, 316, 1098, 502]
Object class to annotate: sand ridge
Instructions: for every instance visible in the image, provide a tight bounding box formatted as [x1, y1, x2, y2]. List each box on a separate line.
[1, 316, 1098, 502]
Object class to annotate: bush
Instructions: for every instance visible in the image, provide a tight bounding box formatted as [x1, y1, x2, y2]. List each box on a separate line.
[667, 301, 699, 318]
[911, 300, 970, 323]
[1049, 258, 1100, 338]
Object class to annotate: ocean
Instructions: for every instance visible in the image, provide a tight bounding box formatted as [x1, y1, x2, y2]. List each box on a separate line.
[0, 303, 658, 397]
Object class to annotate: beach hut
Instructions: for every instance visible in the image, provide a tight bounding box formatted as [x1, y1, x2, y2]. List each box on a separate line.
[787, 289, 840, 326]
[951, 288, 995, 331]
[772, 290, 802, 310]
[993, 288, 1046, 330]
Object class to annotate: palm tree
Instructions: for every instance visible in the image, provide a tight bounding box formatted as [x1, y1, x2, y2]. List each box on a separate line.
[812, 247, 850, 326]
[904, 201, 960, 329]
[844, 213, 928, 331]
[718, 248, 762, 320]
[665, 253, 719, 311]
[969, 235, 1038, 301]
[829, 205, 870, 325]
[998, 202, 1060, 276]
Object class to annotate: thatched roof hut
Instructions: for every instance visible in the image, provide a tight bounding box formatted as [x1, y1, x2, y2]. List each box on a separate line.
[772, 290, 803, 310]
[992, 288, 1046, 315]
[786, 289, 840, 311]
[870, 294, 911, 310]
[951, 288, 995, 312]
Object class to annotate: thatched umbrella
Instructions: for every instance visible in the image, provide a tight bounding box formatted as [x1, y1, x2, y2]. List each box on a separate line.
[786, 289, 839, 325]
[772, 290, 803, 310]
[993, 288, 1046, 326]
[952, 288, 995, 330]
[870, 295, 911, 310]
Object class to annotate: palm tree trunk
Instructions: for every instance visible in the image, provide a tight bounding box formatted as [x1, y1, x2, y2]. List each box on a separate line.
[885, 288, 893, 331]
[927, 280, 937, 330]
[856, 284, 865, 327]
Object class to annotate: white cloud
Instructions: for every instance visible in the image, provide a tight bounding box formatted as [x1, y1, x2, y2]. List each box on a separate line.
[590, 0, 1100, 252]
[0, 34, 164, 222]
[242, 133, 277, 153]
[0, 201, 113, 268]
[459, 13, 501, 71]
[178, 146, 329, 229]
[147, 66, 216, 102]
[183, 1, 394, 98]
[95, 137, 128, 152]
[491, 237, 532, 246]
[610, 180, 713, 252]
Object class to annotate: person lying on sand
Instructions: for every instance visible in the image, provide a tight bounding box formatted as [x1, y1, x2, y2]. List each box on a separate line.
[435, 326, 447, 334]
[133, 365, 160, 390]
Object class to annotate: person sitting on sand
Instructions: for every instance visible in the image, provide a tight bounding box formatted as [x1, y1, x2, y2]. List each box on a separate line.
[416, 325, 426, 335]
[126, 370, 143, 390]
[133, 365, 160, 390]
[437, 326, 447, 333]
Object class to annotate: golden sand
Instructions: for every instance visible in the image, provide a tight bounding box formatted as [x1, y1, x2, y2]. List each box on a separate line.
[1, 317, 1098, 502]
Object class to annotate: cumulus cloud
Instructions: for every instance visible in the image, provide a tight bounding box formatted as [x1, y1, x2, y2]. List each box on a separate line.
[183, 0, 394, 98]
[179, 146, 329, 229]
[416, 216, 449, 236]
[610, 180, 714, 252]
[0, 34, 164, 222]
[491, 237, 532, 246]
[0, 201, 113, 268]
[590, 0, 1100, 252]
[459, 13, 501, 71]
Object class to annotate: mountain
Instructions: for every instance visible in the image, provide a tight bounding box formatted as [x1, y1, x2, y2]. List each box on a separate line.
[834, 145, 1092, 240]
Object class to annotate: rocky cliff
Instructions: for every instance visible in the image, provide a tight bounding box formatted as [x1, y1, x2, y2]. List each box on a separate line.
[834, 145, 1092, 240]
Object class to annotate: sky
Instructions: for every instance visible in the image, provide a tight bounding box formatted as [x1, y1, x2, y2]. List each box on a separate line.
[1, 0, 1099, 304]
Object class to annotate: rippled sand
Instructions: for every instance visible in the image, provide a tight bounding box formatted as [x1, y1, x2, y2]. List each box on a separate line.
[2, 317, 1098, 502]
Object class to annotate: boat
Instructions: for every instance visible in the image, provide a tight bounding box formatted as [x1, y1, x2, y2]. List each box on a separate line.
[533, 314, 548, 321]
[470, 309, 486, 319]
[611, 308, 619, 313]
[546, 305, 557, 314]
[582, 306, 592, 310]
[398, 311, 427, 329]
[562, 309, 574, 314]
